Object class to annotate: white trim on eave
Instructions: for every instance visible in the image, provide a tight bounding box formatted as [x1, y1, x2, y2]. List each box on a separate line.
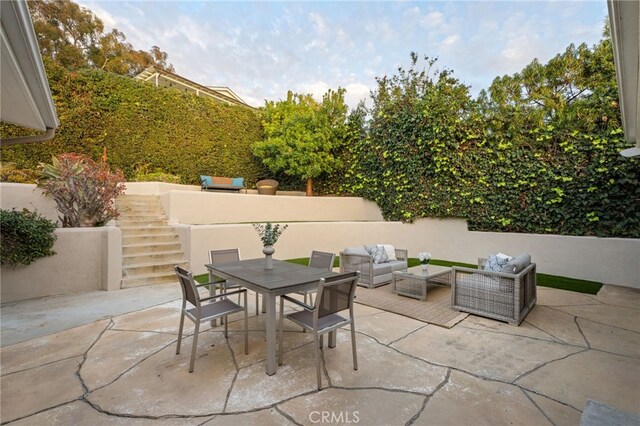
[608, 0, 640, 157]
[0, 0, 58, 146]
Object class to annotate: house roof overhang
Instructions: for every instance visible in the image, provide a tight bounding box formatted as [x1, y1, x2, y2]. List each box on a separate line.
[1, 0, 59, 146]
[608, 0, 640, 157]
[135, 66, 254, 109]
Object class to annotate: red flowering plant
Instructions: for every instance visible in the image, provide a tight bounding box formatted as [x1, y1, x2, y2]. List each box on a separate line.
[38, 153, 126, 227]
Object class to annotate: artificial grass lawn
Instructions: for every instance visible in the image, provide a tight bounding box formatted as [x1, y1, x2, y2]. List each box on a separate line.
[195, 257, 602, 295]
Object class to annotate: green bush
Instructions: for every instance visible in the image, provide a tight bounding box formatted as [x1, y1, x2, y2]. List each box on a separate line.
[0, 162, 39, 183]
[0, 63, 270, 188]
[133, 165, 182, 183]
[0, 209, 57, 267]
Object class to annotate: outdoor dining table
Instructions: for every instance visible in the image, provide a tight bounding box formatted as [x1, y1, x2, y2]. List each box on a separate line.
[205, 258, 338, 375]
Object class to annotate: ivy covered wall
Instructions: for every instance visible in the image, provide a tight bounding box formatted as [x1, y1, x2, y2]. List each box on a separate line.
[330, 47, 639, 238]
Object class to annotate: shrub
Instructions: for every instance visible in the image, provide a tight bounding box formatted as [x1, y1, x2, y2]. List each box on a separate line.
[0, 162, 38, 183]
[133, 164, 182, 183]
[38, 153, 126, 227]
[0, 209, 57, 267]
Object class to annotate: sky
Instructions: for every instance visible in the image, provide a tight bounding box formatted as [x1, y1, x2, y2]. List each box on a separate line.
[79, 0, 609, 109]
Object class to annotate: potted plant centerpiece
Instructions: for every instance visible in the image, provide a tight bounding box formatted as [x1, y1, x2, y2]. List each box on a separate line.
[253, 222, 288, 269]
[417, 252, 432, 274]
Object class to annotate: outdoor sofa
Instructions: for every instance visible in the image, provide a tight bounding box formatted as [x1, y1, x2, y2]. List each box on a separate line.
[451, 254, 537, 325]
[200, 176, 246, 193]
[340, 244, 408, 288]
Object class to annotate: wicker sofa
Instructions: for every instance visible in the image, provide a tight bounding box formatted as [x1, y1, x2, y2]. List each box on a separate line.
[340, 245, 408, 288]
[451, 255, 537, 325]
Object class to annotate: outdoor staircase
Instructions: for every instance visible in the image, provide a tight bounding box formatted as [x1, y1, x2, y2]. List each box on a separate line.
[116, 195, 189, 288]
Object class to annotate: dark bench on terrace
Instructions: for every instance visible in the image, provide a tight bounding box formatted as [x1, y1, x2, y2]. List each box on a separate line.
[200, 176, 246, 193]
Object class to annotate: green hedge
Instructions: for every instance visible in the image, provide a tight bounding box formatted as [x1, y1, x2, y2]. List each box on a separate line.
[0, 209, 57, 266]
[1, 62, 270, 187]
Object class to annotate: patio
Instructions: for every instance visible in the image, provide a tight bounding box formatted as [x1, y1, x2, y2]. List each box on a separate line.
[1, 274, 639, 425]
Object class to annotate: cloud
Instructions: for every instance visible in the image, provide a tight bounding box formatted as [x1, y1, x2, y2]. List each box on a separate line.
[344, 83, 371, 109]
[309, 12, 327, 33]
[297, 81, 331, 102]
[420, 11, 444, 28]
[441, 34, 460, 47]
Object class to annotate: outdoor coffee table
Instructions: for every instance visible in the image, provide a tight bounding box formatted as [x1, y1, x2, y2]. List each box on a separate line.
[392, 268, 452, 301]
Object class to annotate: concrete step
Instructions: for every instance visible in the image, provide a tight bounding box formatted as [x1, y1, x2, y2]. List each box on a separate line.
[123, 242, 183, 255]
[117, 205, 164, 213]
[119, 226, 176, 236]
[116, 213, 166, 221]
[123, 250, 187, 266]
[122, 234, 181, 245]
[117, 202, 163, 209]
[121, 271, 180, 289]
[117, 219, 168, 227]
[123, 259, 189, 276]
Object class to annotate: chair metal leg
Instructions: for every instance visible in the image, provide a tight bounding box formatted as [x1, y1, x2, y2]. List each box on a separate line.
[313, 333, 322, 389]
[244, 291, 249, 354]
[278, 297, 285, 366]
[224, 316, 228, 339]
[176, 311, 185, 354]
[189, 321, 200, 373]
[255, 293, 259, 317]
[350, 321, 358, 370]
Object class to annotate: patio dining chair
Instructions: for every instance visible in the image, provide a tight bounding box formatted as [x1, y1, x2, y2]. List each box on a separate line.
[209, 249, 260, 316]
[174, 266, 248, 372]
[298, 250, 336, 305]
[278, 271, 360, 389]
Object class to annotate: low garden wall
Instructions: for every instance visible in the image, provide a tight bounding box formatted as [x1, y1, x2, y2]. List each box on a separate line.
[0, 183, 57, 222]
[159, 190, 384, 224]
[0, 226, 122, 303]
[179, 219, 640, 288]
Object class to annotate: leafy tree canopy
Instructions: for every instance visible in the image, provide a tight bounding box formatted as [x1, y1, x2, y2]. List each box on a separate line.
[252, 89, 348, 195]
[28, 0, 173, 76]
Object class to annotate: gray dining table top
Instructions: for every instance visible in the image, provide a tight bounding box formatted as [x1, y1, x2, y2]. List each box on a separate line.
[205, 258, 337, 292]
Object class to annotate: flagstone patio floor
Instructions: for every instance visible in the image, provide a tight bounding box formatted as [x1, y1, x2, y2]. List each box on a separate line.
[1, 284, 639, 425]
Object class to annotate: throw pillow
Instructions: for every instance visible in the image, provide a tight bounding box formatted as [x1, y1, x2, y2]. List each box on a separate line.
[504, 254, 531, 274]
[484, 254, 511, 272]
[232, 177, 245, 187]
[200, 175, 213, 186]
[370, 246, 389, 264]
[378, 244, 397, 261]
[364, 244, 378, 255]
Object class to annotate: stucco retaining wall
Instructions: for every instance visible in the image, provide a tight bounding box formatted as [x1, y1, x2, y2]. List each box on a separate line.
[1, 227, 122, 303]
[181, 219, 640, 288]
[159, 190, 384, 224]
[0, 183, 58, 222]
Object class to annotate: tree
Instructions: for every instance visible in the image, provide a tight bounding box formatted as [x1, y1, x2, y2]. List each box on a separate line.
[28, 0, 174, 75]
[344, 54, 481, 221]
[253, 89, 348, 196]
